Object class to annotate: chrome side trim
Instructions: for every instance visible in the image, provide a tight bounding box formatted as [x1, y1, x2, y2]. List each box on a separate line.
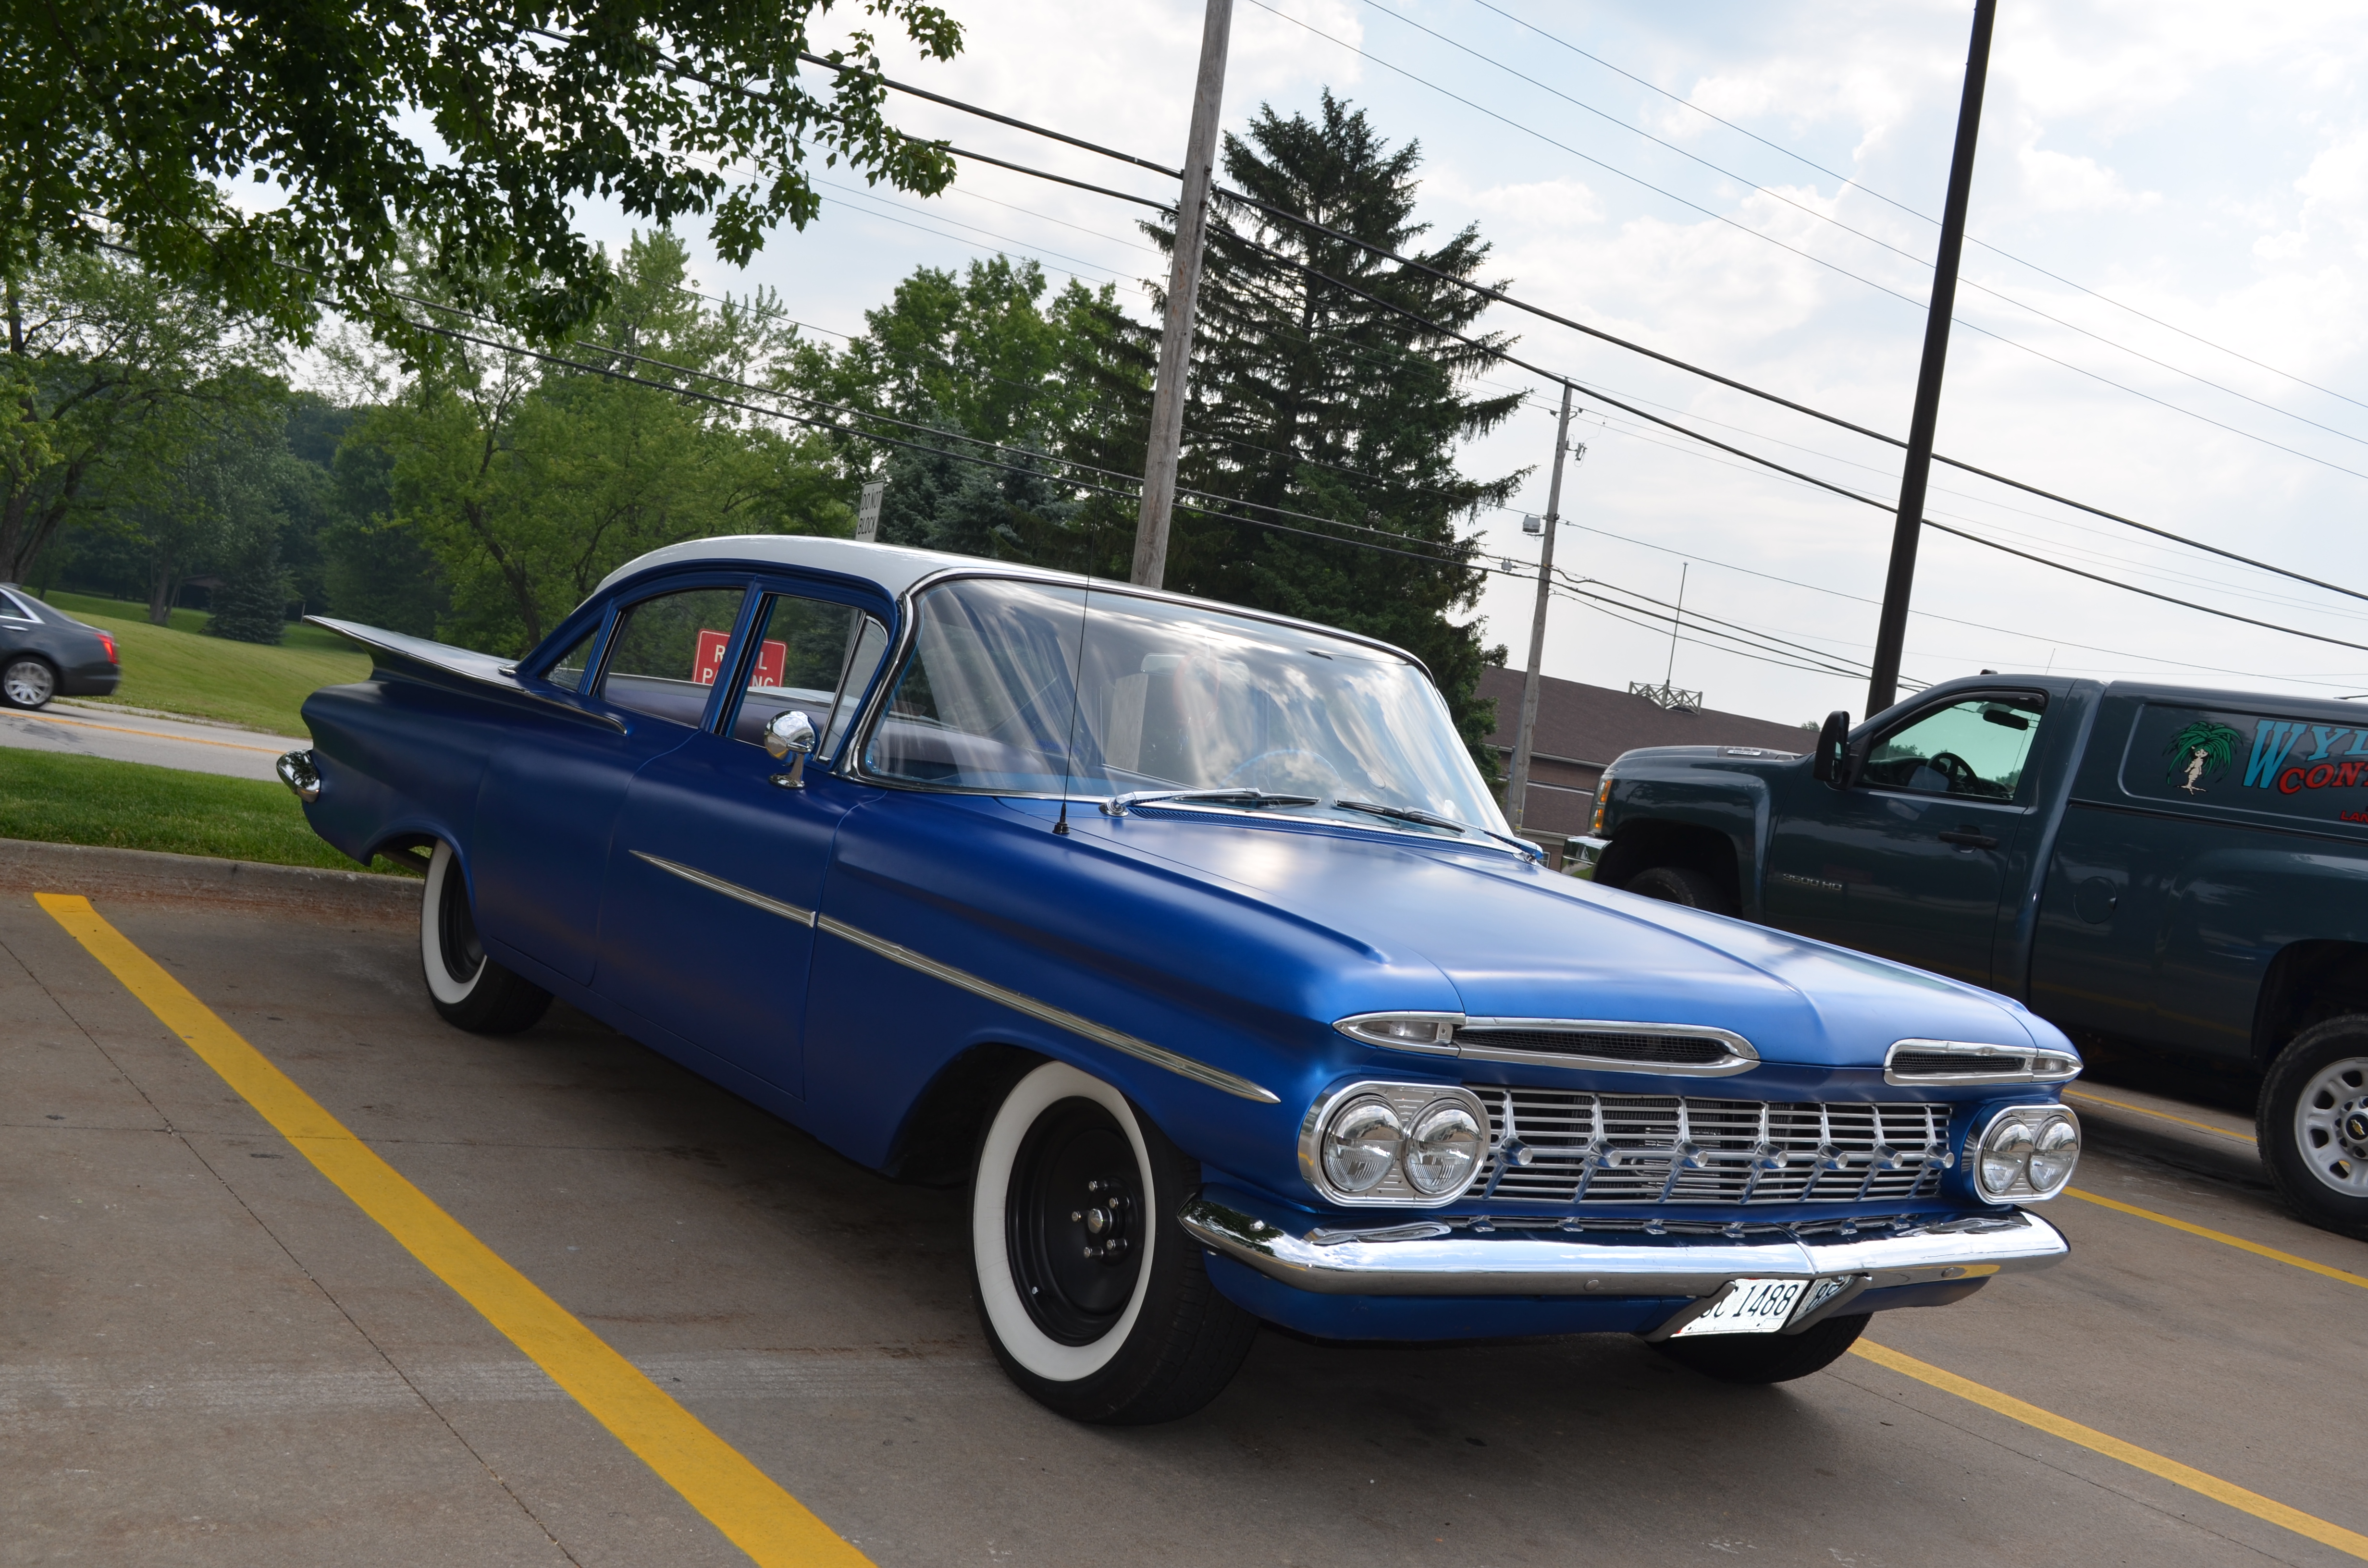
[1178, 1185, 2067, 1298]
[814, 914, 1279, 1104]
[629, 851, 814, 927]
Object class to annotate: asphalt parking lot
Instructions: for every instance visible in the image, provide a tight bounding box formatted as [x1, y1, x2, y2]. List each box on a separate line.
[9, 880, 2368, 1568]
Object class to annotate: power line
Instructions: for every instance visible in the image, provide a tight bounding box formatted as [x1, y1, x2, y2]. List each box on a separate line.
[1465, 0, 2368, 421]
[785, 41, 2368, 608]
[1242, 0, 2368, 486]
[1351, 0, 2368, 456]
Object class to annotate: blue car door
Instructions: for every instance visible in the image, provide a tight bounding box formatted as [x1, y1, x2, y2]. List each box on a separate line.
[472, 583, 748, 984]
[593, 580, 893, 1097]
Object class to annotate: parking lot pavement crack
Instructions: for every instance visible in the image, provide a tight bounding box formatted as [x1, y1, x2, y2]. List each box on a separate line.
[1825, 1365, 2319, 1565]
[1, 921, 585, 1567]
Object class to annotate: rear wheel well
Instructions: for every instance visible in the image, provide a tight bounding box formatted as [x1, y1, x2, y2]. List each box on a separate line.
[1596, 820, 1741, 910]
[2254, 941, 2368, 1065]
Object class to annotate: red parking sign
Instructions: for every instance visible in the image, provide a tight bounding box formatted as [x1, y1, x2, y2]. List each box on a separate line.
[692, 629, 789, 688]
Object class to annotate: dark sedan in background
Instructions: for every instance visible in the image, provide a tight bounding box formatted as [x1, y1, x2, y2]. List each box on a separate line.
[0, 585, 120, 710]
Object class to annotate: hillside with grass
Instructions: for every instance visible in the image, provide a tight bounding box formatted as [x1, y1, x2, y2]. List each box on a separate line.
[36, 591, 370, 736]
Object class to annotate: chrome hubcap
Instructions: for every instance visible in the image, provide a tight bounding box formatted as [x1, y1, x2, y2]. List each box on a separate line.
[2295, 1056, 2368, 1197]
[3, 658, 53, 708]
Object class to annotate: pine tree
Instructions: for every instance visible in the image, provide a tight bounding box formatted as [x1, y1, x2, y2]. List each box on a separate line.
[1139, 93, 1524, 770]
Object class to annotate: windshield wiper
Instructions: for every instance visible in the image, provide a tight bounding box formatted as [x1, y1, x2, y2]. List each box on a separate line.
[1332, 799, 1546, 862]
[1100, 788, 1322, 818]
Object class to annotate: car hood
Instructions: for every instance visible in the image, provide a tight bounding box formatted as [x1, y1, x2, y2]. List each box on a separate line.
[1085, 810, 2046, 1070]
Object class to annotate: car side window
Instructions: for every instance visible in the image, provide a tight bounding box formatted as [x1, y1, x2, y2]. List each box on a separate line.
[725, 591, 890, 756]
[1860, 696, 2046, 801]
[541, 626, 599, 691]
[595, 586, 748, 726]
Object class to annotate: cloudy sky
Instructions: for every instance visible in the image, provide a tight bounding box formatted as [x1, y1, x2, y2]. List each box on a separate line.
[577, 0, 2368, 727]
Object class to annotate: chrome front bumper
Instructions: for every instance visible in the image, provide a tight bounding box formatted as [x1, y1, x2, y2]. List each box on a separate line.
[1179, 1186, 2068, 1299]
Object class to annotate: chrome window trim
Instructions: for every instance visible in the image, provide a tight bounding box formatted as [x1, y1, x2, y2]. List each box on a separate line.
[1884, 1038, 2081, 1086]
[1296, 1079, 1493, 1207]
[629, 851, 814, 926]
[814, 913, 1277, 1104]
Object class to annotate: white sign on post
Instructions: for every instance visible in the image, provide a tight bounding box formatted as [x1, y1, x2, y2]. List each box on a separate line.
[856, 479, 888, 543]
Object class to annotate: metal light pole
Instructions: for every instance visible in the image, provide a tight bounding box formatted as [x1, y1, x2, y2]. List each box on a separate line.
[1865, 0, 1997, 716]
[1131, 0, 1234, 589]
[1507, 384, 1578, 833]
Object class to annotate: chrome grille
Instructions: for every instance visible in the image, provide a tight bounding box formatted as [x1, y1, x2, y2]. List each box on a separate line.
[1471, 1086, 1952, 1206]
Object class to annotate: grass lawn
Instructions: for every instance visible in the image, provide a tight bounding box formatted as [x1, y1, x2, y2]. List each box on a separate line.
[0, 748, 417, 876]
[32, 591, 370, 736]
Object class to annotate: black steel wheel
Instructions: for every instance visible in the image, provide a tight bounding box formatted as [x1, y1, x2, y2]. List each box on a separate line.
[971, 1059, 1258, 1424]
[419, 841, 552, 1034]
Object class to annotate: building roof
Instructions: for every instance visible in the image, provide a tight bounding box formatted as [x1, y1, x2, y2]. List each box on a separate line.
[1477, 665, 1813, 768]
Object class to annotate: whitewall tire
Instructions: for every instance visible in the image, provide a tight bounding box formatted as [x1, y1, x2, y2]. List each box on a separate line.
[970, 1059, 1258, 1423]
[419, 841, 551, 1034]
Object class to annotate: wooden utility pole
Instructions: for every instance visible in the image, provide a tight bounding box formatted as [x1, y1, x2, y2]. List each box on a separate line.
[1866, 0, 1998, 715]
[1130, 0, 1234, 589]
[1507, 384, 1578, 833]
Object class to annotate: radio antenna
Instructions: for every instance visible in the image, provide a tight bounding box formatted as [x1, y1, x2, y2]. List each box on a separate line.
[1054, 506, 1098, 836]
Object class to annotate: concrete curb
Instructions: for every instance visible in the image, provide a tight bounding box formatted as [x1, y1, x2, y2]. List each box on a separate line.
[0, 838, 420, 925]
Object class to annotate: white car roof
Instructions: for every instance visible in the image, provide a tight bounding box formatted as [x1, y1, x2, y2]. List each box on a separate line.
[592, 533, 1428, 675]
[594, 534, 1080, 601]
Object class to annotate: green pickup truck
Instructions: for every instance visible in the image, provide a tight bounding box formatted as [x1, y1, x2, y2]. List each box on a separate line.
[1570, 673, 2368, 1237]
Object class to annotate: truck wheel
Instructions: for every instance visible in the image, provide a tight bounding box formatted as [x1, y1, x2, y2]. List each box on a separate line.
[1652, 1311, 1869, 1384]
[2260, 1017, 2368, 1238]
[971, 1060, 1258, 1424]
[420, 841, 552, 1035]
[1623, 864, 1738, 916]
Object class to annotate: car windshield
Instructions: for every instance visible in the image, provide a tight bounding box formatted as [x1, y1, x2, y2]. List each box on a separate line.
[863, 576, 1506, 830]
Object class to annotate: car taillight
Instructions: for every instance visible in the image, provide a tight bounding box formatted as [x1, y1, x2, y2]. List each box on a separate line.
[98, 632, 118, 663]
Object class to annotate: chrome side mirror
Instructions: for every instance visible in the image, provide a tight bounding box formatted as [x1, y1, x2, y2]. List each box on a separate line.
[764, 709, 817, 789]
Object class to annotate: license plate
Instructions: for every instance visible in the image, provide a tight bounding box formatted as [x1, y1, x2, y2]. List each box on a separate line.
[1674, 1277, 1809, 1337]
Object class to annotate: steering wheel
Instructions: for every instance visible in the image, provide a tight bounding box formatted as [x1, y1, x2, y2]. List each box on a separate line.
[1220, 748, 1344, 792]
[1926, 751, 1980, 792]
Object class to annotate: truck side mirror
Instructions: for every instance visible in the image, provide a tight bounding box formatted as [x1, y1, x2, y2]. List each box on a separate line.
[1813, 710, 1851, 789]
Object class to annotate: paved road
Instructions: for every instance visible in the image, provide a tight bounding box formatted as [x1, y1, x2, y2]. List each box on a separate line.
[0, 702, 305, 783]
[7, 890, 2367, 1567]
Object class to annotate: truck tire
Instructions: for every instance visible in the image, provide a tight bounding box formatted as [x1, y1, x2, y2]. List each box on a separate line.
[1622, 864, 1739, 917]
[2260, 1017, 2368, 1238]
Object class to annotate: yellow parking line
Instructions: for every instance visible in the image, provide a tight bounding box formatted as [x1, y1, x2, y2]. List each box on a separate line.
[36, 893, 867, 1568]
[2064, 1188, 2368, 1290]
[2063, 1089, 2255, 1144]
[1852, 1340, 2368, 1559]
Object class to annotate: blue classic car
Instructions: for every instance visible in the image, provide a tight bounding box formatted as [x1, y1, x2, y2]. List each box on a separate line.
[284, 535, 2081, 1423]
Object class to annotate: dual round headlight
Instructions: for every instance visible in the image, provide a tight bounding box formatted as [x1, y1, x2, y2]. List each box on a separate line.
[1973, 1105, 2081, 1201]
[1307, 1085, 1489, 1203]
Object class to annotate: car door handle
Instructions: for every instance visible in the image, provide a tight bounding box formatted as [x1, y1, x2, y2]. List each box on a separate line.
[1937, 828, 1999, 849]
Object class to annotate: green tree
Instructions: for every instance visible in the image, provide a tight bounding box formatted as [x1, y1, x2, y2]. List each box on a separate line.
[790, 256, 1146, 570]
[1151, 93, 1523, 769]
[367, 230, 848, 653]
[6, 0, 962, 345]
[1, 249, 279, 582]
